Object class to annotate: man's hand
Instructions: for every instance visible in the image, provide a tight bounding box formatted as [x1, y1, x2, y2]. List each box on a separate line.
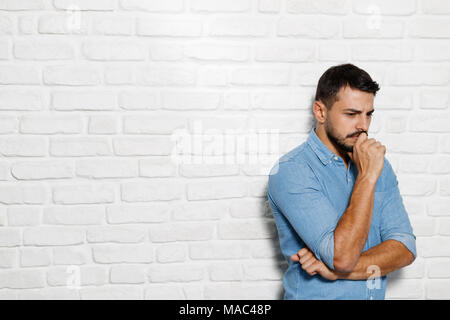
[290, 247, 339, 281]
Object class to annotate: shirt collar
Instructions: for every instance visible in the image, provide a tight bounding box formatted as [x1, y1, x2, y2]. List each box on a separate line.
[307, 126, 338, 166]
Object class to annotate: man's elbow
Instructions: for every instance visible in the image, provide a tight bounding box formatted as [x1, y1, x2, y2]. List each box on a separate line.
[333, 255, 357, 273]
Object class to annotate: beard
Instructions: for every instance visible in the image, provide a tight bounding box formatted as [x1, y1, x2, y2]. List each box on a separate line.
[325, 120, 360, 153]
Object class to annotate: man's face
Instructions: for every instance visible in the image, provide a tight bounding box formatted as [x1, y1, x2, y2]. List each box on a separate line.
[324, 85, 375, 153]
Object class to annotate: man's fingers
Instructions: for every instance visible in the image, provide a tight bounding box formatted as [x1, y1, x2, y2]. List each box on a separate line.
[299, 252, 313, 264]
[300, 256, 316, 270]
[305, 261, 321, 276]
[290, 254, 299, 262]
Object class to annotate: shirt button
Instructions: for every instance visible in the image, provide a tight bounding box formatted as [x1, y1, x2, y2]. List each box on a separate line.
[369, 296, 374, 300]
[334, 156, 338, 161]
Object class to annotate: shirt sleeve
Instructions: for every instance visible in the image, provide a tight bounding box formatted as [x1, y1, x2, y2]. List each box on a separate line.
[268, 160, 339, 270]
[379, 162, 417, 260]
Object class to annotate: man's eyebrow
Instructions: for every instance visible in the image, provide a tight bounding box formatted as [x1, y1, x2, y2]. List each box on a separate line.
[343, 108, 375, 114]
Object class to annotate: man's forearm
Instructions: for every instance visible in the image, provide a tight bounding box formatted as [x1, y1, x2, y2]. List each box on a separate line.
[334, 174, 377, 272]
[334, 239, 415, 280]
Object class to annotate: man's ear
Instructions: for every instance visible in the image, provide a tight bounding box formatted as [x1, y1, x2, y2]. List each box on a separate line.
[313, 100, 327, 124]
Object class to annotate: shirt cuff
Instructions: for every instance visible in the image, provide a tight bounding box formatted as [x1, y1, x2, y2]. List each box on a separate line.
[385, 232, 417, 260]
[315, 231, 335, 271]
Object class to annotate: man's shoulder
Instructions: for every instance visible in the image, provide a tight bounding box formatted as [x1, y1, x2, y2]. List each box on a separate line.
[269, 141, 313, 175]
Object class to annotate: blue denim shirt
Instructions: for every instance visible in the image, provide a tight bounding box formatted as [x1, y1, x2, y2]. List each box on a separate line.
[267, 126, 417, 300]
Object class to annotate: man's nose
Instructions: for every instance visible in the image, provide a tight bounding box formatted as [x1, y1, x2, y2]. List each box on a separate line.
[356, 115, 370, 132]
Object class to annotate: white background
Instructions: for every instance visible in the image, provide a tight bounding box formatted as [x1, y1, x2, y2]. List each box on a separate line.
[0, 0, 449, 299]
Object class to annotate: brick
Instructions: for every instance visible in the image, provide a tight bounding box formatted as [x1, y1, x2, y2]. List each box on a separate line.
[172, 202, 227, 221]
[426, 280, 450, 299]
[92, 16, 134, 36]
[209, 262, 243, 281]
[52, 91, 117, 111]
[38, 14, 89, 35]
[80, 286, 143, 300]
[210, 17, 270, 37]
[53, 246, 90, 265]
[76, 159, 138, 178]
[88, 115, 118, 134]
[0, 249, 17, 268]
[278, 17, 340, 38]
[287, 0, 349, 14]
[428, 258, 450, 278]
[123, 115, 187, 134]
[343, 19, 404, 39]
[137, 18, 202, 37]
[148, 222, 214, 242]
[121, 180, 181, 202]
[0, 65, 40, 85]
[224, 92, 251, 110]
[80, 265, 108, 286]
[388, 65, 449, 86]
[218, 220, 276, 240]
[7, 206, 41, 226]
[0, 137, 47, 157]
[50, 137, 112, 157]
[110, 265, 146, 284]
[410, 217, 436, 236]
[43, 65, 101, 86]
[18, 288, 79, 300]
[381, 133, 438, 154]
[11, 160, 73, 180]
[86, 226, 146, 243]
[113, 137, 173, 156]
[191, 0, 250, 12]
[0, 184, 46, 205]
[14, 40, 74, 60]
[187, 180, 247, 200]
[161, 90, 221, 110]
[83, 41, 145, 61]
[0, 39, 10, 59]
[255, 43, 314, 62]
[184, 43, 249, 61]
[229, 199, 270, 218]
[20, 248, 51, 267]
[417, 43, 450, 62]
[243, 261, 284, 280]
[43, 206, 104, 225]
[136, 66, 197, 86]
[0, 89, 42, 110]
[385, 279, 423, 299]
[104, 65, 134, 85]
[144, 285, 184, 299]
[156, 243, 187, 263]
[119, 91, 159, 110]
[352, 43, 413, 61]
[148, 264, 204, 283]
[408, 18, 450, 38]
[0, 0, 45, 10]
[231, 67, 290, 86]
[121, 0, 184, 12]
[20, 113, 82, 134]
[52, 183, 115, 204]
[149, 43, 184, 61]
[53, 0, 116, 11]
[440, 177, 450, 196]
[106, 204, 169, 224]
[23, 227, 84, 246]
[318, 43, 349, 61]
[428, 198, 450, 216]
[0, 270, 45, 289]
[258, 0, 280, 13]
[422, 0, 450, 14]
[189, 241, 243, 260]
[353, 0, 416, 15]
[92, 244, 153, 263]
[418, 237, 450, 257]
[139, 157, 177, 178]
[420, 90, 449, 109]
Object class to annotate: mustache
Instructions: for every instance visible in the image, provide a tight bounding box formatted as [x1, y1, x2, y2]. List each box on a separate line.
[348, 131, 367, 138]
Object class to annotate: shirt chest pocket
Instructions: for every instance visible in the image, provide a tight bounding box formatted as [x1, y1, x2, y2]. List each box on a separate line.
[366, 191, 386, 250]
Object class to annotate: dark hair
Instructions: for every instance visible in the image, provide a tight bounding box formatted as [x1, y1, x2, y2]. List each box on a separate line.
[314, 63, 380, 110]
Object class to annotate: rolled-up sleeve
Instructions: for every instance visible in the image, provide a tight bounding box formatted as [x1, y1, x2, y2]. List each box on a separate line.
[268, 161, 339, 270]
[380, 165, 417, 260]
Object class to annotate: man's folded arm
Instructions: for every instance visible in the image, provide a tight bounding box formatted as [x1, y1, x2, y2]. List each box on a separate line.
[268, 161, 339, 271]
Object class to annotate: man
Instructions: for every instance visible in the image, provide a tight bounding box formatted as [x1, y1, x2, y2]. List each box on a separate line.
[267, 63, 416, 300]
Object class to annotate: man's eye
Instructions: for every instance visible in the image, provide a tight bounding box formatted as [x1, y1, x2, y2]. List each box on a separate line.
[346, 113, 355, 116]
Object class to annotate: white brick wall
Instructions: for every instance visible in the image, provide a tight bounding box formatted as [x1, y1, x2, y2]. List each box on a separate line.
[0, 0, 448, 300]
